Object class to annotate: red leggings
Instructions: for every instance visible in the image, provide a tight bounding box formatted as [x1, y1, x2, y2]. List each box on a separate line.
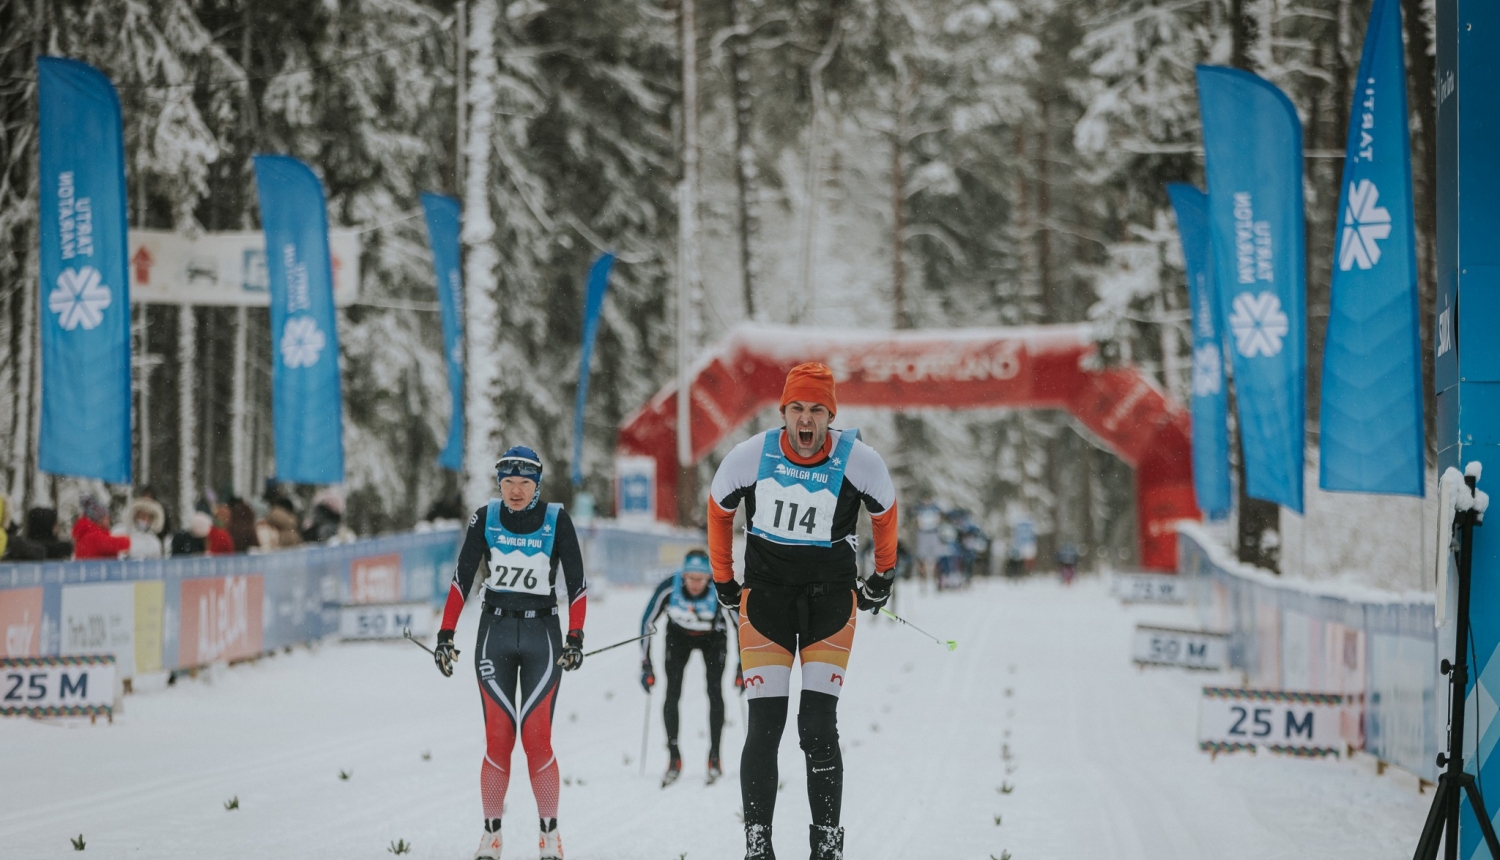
[476, 612, 562, 821]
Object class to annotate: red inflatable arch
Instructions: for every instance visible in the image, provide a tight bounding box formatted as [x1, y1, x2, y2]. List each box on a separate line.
[617, 324, 1197, 571]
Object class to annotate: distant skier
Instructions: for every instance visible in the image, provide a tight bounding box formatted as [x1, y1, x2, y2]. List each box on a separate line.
[1056, 542, 1080, 586]
[433, 447, 587, 860]
[707, 362, 900, 860]
[913, 498, 942, 591]
[639, 549, 742, 787]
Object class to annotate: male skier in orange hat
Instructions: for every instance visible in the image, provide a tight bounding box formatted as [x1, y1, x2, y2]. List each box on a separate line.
[707, 362, 899, 860]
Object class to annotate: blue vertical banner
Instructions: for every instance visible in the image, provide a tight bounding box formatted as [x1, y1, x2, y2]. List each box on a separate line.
[1319, 0, 1423, 496]
[36, 57, 131, 483]
[421, 192, 465, 472]
[1196, 66, 1307, 513]
[253, 155, 344, 485]
[571, 253, 615, 487]
[1168, 183, 1231, 519]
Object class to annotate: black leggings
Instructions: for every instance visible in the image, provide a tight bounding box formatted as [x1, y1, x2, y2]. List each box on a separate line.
[738, 585, 854, 829]
[662, 624, 727, 759]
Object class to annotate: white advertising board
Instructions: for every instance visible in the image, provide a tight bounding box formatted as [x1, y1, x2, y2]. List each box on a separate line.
[1198, 688, 1346, 756]
[127, 228, 361, 307]
[1, 655, 117, 717]
[339, 603, 433, 641]
[1112, 571, 1187, 604]
[1132, 624, 1228, 670]
[60, 583, 136, 678]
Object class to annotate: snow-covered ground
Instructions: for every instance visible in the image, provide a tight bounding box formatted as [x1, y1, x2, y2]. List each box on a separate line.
[1, 576, 1429, 859]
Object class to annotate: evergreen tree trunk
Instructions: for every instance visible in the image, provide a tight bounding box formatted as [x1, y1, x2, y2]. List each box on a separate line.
[461, 0, 501, 507]
[1402, 0, 1438, 458]
[726, 0, 759, 320]
[891, 129, 906, 329]
[177, 306, 197, 523]
[796, 20, 841, 320]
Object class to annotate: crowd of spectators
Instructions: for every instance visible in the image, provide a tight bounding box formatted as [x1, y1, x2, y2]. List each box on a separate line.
[0, 482, 354, 563]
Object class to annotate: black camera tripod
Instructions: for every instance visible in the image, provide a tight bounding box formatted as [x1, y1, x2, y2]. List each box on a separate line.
[1414, 468, 1500, 860]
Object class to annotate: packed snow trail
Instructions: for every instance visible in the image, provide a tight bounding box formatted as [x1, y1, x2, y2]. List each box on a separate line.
[1, 577, 1427, 859]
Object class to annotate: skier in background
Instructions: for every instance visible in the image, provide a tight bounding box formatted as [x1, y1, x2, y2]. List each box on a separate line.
[433, 447, 587, 860]
[707, 362, 899, 860]
[1056, 542, 1080, 586]
[913, 498, 942, 591]
[639, 549, 742, 787]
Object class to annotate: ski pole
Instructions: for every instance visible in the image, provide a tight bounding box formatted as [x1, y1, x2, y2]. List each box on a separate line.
[403, 627, 460, 660]
[639, 689, 652, 775]
[559, 625, 659, 664]
[878, 608, 957, 651]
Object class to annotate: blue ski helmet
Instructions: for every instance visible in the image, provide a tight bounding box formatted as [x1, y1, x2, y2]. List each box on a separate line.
[682, 550, 712, 576]
[496, 446, 544, 510]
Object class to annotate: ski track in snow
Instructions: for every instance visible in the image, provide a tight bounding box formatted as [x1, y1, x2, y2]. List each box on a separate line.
[2, 577, 1427, 859]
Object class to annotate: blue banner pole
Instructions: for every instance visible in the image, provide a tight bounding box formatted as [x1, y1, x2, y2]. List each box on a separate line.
[571, 253, 615, 488]
[1319, 0, 1423, 495]
[1196, 65, 1307, 513]
[252, 155, 345, 485]
[36, 57, 132, 483]
[421, 193, 465, 473]
[1167, 183, 1231, 519]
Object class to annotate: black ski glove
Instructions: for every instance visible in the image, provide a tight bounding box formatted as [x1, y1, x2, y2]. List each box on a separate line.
[559, 629, 584, 671]
[434, 629, 459, 677]
[858, 570, 895, 613]
[641, 659, 655, 692]
[715, 579, 742, 611]
[734, 662, 745, 695]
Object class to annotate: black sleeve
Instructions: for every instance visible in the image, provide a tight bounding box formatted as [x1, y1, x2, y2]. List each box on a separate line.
[451, 506, 490, 597]
[552, 509, 588, 625]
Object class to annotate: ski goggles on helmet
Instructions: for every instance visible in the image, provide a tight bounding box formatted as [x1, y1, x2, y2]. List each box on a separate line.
[495, 455, 543, 483]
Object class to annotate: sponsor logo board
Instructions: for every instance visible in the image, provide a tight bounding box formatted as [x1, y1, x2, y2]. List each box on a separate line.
[178, 575, 265, 666]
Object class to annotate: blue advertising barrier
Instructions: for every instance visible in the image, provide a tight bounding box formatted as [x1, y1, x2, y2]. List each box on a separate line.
[1178, 523, 1437, 780]
[0, 530, 461, 677]
[0, 521, 704, 679]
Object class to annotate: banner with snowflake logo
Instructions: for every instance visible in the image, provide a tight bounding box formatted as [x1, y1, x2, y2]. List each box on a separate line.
[1319, 0, 1423, 496]
[421, 193, 465, 473]
[37, 58, 131, 483]
[1196, 66, 1306, 513]
[1168, 184, 1231, 519]
[253, 155, 345, 485]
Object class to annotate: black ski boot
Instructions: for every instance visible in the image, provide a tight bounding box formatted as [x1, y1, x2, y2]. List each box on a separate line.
[706, 754, 723, 785]
[745, 823, 775, 860]
[809, 824, 844, 860]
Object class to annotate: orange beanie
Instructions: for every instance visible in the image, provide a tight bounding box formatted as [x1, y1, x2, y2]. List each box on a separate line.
[780, 362, 837, 416]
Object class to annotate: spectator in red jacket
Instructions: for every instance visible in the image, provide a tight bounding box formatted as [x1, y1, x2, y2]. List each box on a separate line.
[72, 495, 131, 560]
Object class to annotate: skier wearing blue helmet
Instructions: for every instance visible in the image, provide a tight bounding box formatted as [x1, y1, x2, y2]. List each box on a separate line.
[639, 549, 744, 787]
[434, 446, 588, 860]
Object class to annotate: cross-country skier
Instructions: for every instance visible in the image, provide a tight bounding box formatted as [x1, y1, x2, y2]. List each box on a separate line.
[707, 362, 899, 860]
[639, 549, 743, 787]
[433, 447, 587, 860]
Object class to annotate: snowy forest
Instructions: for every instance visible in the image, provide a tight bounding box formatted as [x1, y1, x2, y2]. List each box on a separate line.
[0, 0, 1440, 570]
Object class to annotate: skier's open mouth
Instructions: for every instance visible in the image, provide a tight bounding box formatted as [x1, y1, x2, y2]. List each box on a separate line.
[799, 429, 814, 447]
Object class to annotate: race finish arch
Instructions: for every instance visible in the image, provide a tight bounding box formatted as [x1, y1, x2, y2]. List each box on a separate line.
[617, 324, 1198, 571]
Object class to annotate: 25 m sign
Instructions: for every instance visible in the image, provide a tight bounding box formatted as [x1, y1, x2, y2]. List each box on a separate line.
[1198, 688, 1345, 757]
[1, 654, 116, 718]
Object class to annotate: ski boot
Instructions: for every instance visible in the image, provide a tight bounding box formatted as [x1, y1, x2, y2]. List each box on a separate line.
[706, 754, 723, 785]
[745, 822, 775, 860]
[661, 750, 683, 787]
[809, 824, 843, 860]
[474, 819, 502, 860]
[538, 818, 563, 860]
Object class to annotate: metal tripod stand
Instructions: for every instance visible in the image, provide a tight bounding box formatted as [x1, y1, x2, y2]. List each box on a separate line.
[1414, 469, 1500, 860]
